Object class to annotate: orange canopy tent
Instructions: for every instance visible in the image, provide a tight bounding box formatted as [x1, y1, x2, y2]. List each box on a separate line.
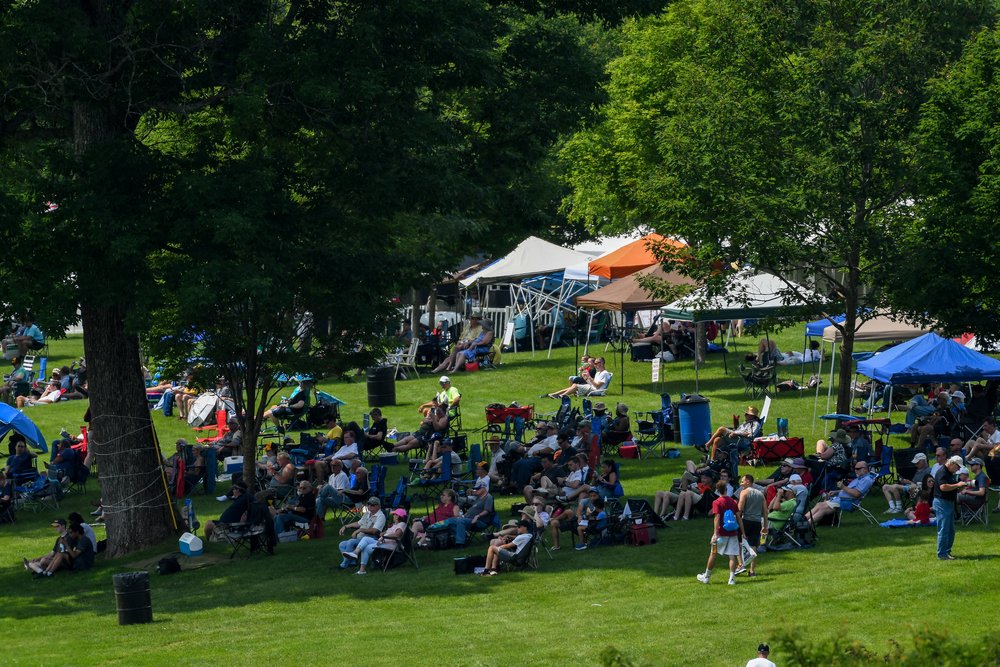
[587, 233, 685, 280]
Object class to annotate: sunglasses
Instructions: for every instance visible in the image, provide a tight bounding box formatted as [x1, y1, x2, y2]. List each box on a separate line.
[854, 466, 867, 470]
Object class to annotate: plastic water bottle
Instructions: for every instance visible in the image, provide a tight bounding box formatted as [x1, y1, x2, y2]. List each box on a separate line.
[777, 418, 788, 438]
[184, 498, 195, 531]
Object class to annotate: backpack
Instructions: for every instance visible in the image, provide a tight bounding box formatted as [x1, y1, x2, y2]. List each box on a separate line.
[722, 509, 739, 532]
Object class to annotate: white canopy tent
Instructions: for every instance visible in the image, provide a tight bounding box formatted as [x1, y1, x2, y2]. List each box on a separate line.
[461, 236, 595, 357]
[660, 271, 817, 391]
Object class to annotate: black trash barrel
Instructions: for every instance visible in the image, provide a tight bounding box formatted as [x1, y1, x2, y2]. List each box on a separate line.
[366, 366, 396, 407]
[113, 571, 153, 625]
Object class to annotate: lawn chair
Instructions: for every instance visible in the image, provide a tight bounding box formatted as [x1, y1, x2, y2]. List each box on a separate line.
[765, 503, 817, 551]
[371, 522, 420, 571]
[195, 409, 229, 444]
[739, 363, 776, 399]
[220, 500, 274, 559]
[388, 338, 421, 380]
[409, 455, 454, 515]
[833, 473, 878, 526]
[500, 532, 539, 572]
[868, 445, 895, 488]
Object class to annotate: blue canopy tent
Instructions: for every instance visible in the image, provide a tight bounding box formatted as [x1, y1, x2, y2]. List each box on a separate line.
[0, 403, 48, 453]
[856, 332, 1000, 420]
[798, 315, 846, 381]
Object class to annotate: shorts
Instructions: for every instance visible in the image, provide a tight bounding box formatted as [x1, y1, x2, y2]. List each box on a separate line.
[272, 406, 295, 420]
[829, 496, 858, 512]
[574, 384, 600, 396]
[29, 340, 44, 351]
[742, 520, 762, 548]
[715, 535, 740, 556]
[497, 548, 519, 563]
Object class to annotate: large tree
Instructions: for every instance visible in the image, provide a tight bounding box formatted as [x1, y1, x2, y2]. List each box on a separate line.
[562, 0, 993, 412]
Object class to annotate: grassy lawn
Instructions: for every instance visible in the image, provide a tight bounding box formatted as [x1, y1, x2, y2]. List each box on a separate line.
[3, 329, 996, 666]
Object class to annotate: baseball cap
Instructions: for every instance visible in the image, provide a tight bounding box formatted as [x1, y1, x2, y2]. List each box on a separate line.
[781, 458, 795, 467]
[51, 518, 66, 527]
[968, 457, 984, 466]
[439, 376, 450, 384]
[391, 508, 407, 518]
[952, 390, 965, 400]
[911, 453, 927, 463]
[788, 474, 803, 483]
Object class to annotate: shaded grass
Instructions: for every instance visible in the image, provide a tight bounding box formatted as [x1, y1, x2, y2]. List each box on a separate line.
[3, 329, 998, 665]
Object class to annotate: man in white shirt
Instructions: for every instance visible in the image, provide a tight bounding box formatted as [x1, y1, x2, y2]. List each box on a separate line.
[746, 643, 776, 667]
[965, 418, 1000, 461]
[329, 430, 360, 462]
[548, 357, 612, 398]
[316, 459, 350, 520]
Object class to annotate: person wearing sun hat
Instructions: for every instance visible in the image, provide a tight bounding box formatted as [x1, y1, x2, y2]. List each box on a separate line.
[349, 507, 408, 575]
[815, 428, 851, 487]
[700, 405, 762, 460]
[605, 403, 633, 448]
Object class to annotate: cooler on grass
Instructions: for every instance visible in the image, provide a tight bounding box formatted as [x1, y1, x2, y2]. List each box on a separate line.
[750, 437, 804, 463]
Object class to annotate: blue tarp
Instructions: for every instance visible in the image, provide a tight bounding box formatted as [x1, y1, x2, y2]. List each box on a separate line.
[857, 332, 1000, 384]
[805, 315, 846, 337]
[0, 403, 47, 452]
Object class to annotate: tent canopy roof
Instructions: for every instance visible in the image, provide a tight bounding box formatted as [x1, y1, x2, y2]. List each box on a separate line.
[661, 271, 815, 322]
[0, 403, 47, 452]
[857, 332, 1000, 384]
[806, 315, 845, 337]
[587, 233, 685, 280]
[575, 264, 694, 311]
[460, 236, 590, 287]
[821, 314, 928, 342]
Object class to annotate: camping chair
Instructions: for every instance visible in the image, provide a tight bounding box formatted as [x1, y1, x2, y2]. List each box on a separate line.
[409, 455, 454, 515]
[17, 475, 61, 513]
[766, 505, 817, 551]
[195, 409, 229, 444]
[588, 372, 613, 397]
[388, 338, 421, 380]
[868, 445, 895, 488]
[832, 473, 878, 526]
[500, 532, 539, 572]
[634, 406, 665, 459]
[371, 522, 420, 572]
[739, 363, 776, 399]
[220, 505, 273, 559]
[959, 497, 989, 526]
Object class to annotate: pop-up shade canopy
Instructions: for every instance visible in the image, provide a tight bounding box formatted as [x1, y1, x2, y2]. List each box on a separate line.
[856, 332, 1000, 384]
[0, 403, 47, 453]
[661, 271, 815, 322]
[586, 234, 685, 280]
[460, 236, 591, 288]
[821, 315, 928, 342]
[805, 315, 845, 337]
[575, 264, 694, 311]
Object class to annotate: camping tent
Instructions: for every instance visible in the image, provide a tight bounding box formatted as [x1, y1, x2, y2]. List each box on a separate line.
[661, 271, 816, 322]
[856, 332, 1000, 384]
[805, 315, 845, 337]
[575, 264, 694, 312]
[586, 234, 685, 280]
[0, 403, 47, 453]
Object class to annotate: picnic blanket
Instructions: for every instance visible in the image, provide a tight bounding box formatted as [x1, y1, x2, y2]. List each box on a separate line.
[879, 518, 936, 528]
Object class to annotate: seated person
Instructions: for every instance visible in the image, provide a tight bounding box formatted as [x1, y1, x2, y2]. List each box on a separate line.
[393, 402, 449, 454]
[322, 413, 344, 446]
[341, 459, 371, 506]
[347, 507, 408, 575]
[548, 488, 600, 550]
[24, 518, 69, 574]
[881, 452, 931, 514]
[905, 486, 935, 524]
[0, 357, 29, 403]
[756, 458, 794, 503]
[327, 429, 360, 463]
[44, 439, 78, 485]
[482, 519, 533, 576]
[574, 497, 607, 550]
[604, 404, 632, 447]
[847, 425, 872, 464]
[434, 315, 487, 374]
[173, 371, 202, 421]
[364, 408, 388, 453]
[553, 428, 580, 466]
[632, 319, 672, 346]
[205, 481, 251, 541]
[411, 489, 460, 546]
[699, 406, 760, 458]
[578, 459, 623, 500]
[272, 480, 316, 534]
[965, 418, 1000, 461]
[569, 356, 596, 384]
[34, 522, 94, 577]
[337, 497, 386, 569]
[16, 379, 63, 408]
[215, 418, 243, 460]
[12, 316, 44, 358]
[756, 338, 783, 365]
[522, 453, 564, 503]
[766, 486, 799, 531]
[0, 471, 13, 519]
[263, 378, 313, 430]
[670, 473, 717, 521]
[548, 456, 586, 503]
[254, 452, 296, 502]
[315, 458, 349, 520]
[451, 485, 495, 546]
[909, 393, 954, 450]
[958, 458, 988, 511]
[418, 376, 462, 418]
[808, 461, 873, 526]
[509, 422, 560, 489]
[815, 429, 851, 488]
[5, 438, 37, 478]
[547, 357, 611, 398]
[419, 438, 461, 477]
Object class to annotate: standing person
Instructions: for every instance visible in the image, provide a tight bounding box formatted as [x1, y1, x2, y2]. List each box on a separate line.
[746, 643, 776, 667]
[736, 475, 766, 577]
[933, 455, 968, 560]
[696, 479, 745, 585]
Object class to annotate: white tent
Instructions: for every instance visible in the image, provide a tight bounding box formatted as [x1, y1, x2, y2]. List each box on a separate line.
[460, 236, 591, 287]
[661, 271, 816, 322]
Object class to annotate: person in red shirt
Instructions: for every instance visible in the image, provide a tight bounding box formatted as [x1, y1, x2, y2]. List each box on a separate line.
[696, 480, 745, 586]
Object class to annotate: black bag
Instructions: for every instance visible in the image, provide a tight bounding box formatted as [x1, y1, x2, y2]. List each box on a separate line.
[427, 525, 453, 551]
[453, 555, 486, 575]
[157, 554, 182, 575]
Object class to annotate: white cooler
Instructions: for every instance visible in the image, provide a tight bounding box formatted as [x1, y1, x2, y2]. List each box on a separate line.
[179, 532, 203, 557]
[224, 456, 243, 474]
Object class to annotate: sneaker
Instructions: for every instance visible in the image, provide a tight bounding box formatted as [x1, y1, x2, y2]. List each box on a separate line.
[728, 578, 736, 586]
[22, 558, 30, 571]
[938, 554, 956, 561]
[28, 562, 43, 575]
[696, 573, 710, 584]
[734, 565, 747, 576]
[556, 495, 567, 503]
[574, 544, 587, 551]
[354, 570, 367, 575]
[550, 546, 561, 551]
[882, 508, 895, 514]
[341, 551, 358, 561]
[748, 572, 757, 578]
[216, 495, 228, 502]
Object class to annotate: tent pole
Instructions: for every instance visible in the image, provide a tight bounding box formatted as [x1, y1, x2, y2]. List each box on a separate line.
[801, 332, 808, 383]
[825, 342, 836, 414]
[621, 334, 626, 396]
[574, 307, 579, 374]
[547, 281, 565, 359]
[584, 311, 594, 356]
[885, 386, 894, 423]
[811, 338, 826, 437]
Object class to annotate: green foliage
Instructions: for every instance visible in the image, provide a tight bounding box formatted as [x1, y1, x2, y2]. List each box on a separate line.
[885, 26, 1000, 345]
[776, 627, 1000, 666]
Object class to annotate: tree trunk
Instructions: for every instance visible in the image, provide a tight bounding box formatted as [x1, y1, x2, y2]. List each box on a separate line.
[694, 322, 707, 365]
[82, 303, 175, 557]
[410, 289, 421, 335]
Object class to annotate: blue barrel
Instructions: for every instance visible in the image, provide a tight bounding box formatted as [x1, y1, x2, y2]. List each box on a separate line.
[677, 394, 711, 446]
